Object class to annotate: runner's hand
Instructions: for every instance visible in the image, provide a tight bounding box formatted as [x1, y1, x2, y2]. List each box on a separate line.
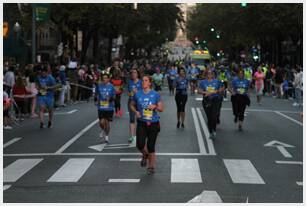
[135, 111, 141, 118]
[147, 104, 156, 110]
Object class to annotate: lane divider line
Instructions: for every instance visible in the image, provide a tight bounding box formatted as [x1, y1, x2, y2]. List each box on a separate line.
[191, 108, 208, 155]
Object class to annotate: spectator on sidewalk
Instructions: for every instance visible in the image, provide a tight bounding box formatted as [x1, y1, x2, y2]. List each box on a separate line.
[59, 65, 67, 107]
[293, 66, 303, 107]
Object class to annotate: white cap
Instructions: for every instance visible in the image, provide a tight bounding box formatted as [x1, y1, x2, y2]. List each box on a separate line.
[60, 65, 66, 71]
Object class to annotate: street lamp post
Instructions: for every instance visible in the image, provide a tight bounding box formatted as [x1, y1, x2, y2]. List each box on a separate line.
[32, 6, 36, 64]
[14, 22, 21, 63]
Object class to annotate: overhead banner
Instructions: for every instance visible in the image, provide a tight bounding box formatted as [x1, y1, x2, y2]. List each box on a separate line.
[34, 4, 50, 22]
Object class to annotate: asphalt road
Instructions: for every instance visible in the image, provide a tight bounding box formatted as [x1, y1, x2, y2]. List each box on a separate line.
[3, 86, 303, 203]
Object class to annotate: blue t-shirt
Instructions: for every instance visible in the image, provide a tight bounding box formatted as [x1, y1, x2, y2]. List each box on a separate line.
[231, 78, 250, 95]
[199, 79, 222, 98]
[168, 69, 178, 80]
[282, 80, 289, 91]
[128, 79, 142, 100]
[37, 75, 56, 98]
[133, 89, 161, 123]
[175, 77, 188, 95]
[189, 67, 199, 80]
[96, 83, 116, 111]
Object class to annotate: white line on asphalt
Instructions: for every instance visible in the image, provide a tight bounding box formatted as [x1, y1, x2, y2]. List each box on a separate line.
[47, 158, 94, 182]
[275, 160, 303, 165]
[4, 152, 206, 157]
[223, 159, 265, 184]
[107, 143, 131, 147]
[67, 109, 78, 114]
[296, 181, 303, 186]
[191, 108, 208, 155]
[120, 158, 141, 161]
[276, 146, 292, 158]
[188, 190, 223, 203]
[4, 159, 43, 182]
[55, 119, 99, 154]
[108, 179, 140, 183]
[274, 111, 303, 126]
[221, 108, 301, 114]
[4, 138, 22, 148]
[196, 107, 216, 155]
[3, 185, 12, 191]
[171, 159, 202, 183]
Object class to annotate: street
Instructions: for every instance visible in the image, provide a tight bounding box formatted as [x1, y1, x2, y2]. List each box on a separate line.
[3, 89, 303, 203]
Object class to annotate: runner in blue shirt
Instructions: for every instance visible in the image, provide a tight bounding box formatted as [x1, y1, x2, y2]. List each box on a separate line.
[130, 75, 163, 175]
[94, 72, 116, 143]
[174, 68, 188, 129]
[230, 69, 251, 131]
[36, 66, 56, 129]
[198, 69, 224, 139]
[127, 67, 142, 144]
[189, 63, 199, 95]
[168, 65, 178, 95]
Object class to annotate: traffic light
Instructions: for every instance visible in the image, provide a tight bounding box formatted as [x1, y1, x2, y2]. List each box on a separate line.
[241, 3, 247, 7]
[216, 34, 220, 39]
[210, 28, 215, 32]
[3, 22, 8, 38]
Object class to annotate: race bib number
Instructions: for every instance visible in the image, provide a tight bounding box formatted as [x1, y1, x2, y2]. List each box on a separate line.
[143, 108, 153, 120]
[100, 100, 109, 108]
[39, 89, 47, 96]
[207, 86, 215, 93]
[238, 87, 245, 94]
[129, 91, 134, 97]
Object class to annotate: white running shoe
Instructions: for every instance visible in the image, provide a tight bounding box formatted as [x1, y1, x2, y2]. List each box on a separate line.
[4, 125, 13, 130]
[293, 102, 299, 107]
[100, 130, 105, 138]
[105, 136, 109, 144]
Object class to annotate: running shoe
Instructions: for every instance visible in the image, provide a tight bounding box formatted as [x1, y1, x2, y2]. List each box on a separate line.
[100, 130, 105, 138]
[234, 116, 238, 123]
[217, 117, 220, 124]
[48, 121, 52, 128]
[119, 109, 123, 117]
[181, 123, 185, 128]
[105, 136, 109, 144]
[238, 125, 242, 131]
[4, 125, 13, 130]
[40, 122, 44, 129]
[128, 136, 133, 143]
[177, 121, 180, 128]
[31, 113, 38, 118]
[147, 167, 155, 175]
[209, 133, 214, 139]
[213, 131, 217, 138]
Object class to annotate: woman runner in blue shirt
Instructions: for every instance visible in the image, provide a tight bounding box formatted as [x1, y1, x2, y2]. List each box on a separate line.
[230, 69, 251, 131]
[174, 68, 188, 128]
[130, 75, 163, 174]
[198, 69, 224, 139]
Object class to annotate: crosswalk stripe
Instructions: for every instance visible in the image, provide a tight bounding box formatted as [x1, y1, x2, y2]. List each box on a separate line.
[120, 158, 141, 161]
[4, 138, 22, 148]
[188, 190, 223, 203]
[4, 159, 43, 182]
[171, 159, 202, 183]
[108, 179, 140, 183]
[47, 158, 94, 182]
[223, 159, 265, 184]
[296, 181, 303, 186]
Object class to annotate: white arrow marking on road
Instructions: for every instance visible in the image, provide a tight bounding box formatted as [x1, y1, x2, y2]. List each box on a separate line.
[264, 140, 294, 158]
[275, 160, 302, 165]
[4, 138, 22, 148]
[3, 185, 11, 191]
[188, 190, 223, 203]
[88, 144, 106, 152]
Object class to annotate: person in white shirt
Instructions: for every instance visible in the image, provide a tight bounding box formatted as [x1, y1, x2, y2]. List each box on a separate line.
[293, 66, 303, 106]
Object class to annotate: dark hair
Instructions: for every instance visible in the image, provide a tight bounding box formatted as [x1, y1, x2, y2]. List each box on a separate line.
[142, 75, 153, 88]
[178, 67, 186, 75]
[130, 67, 140, 78]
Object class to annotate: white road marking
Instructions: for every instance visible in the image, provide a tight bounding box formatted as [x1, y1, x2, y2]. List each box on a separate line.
[275, 161, 303, 165]
[188, 190, 223, 203]
[4, 159, 43, 182]
[296, 181, 303, 186]
[276, 146, 292, 158]
[104, 145, 135, 150]
[196, 107, 216, 155]
[191, 108, 207, 155]
[107, 143, 131, 147]
[88, 144, 106, 152]
[4, 138, 22, 148]
[3, 185, 12, 191]
[3, 152, 207, 157]
[196, 98, 203, 101]
[47, 158, 94, 182]
[274, 111, 303, 126]
[264, 140, 294, 148]
[171, 159, 202, 183]
[120, 158, 141, 161]
[108, 179, 140, 183]
[223, 159, 265, 184]
[67, 109, 78, 114]
[55, 119, 99, 154]
[221, 108, 301, 114]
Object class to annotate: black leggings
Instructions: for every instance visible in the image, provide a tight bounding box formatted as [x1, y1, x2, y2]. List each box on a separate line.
[202, 97, 219, 133]
[231, 94, 248, 121]
[114, 94, 121, 112]
[136, 121, 160, 153]
[175, 94, 188, 112]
